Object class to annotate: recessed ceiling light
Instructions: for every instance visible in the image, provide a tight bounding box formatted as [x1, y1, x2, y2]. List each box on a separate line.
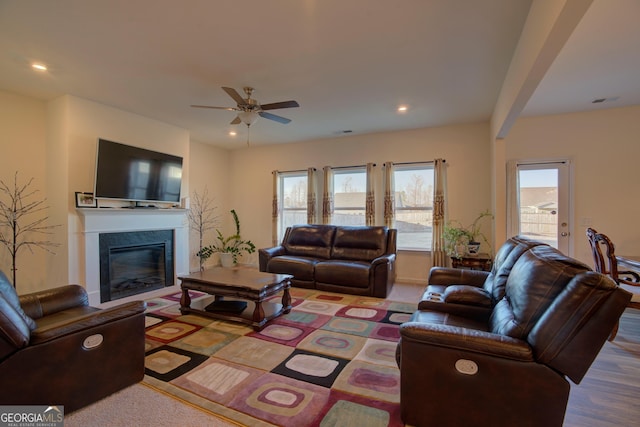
[31, 63, 47, 71]
[397, 105, 408, 113]
[229, 131, 237, 136]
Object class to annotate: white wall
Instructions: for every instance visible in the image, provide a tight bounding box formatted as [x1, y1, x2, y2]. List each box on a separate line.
[0, 91, 49, 292]
[187, 140, 231, 272]
[505, 105, 640, 266]
[228, 122, 492, 283]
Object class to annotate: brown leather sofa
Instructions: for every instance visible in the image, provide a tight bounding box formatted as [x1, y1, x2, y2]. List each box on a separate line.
[259, 224, 396, 297]
[0, 270, 146, 413]
[397, 244, 631, 427]
[418, 235, 546, 320]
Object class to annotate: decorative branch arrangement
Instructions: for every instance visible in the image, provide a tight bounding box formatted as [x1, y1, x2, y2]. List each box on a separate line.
[187, 188, 220, 271]
[0, 172, 60, 287]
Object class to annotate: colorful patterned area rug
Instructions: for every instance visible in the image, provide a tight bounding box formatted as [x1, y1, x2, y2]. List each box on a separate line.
[143, 288, 416, 427]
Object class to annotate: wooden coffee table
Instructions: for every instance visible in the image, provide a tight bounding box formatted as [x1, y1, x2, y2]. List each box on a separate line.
[178, 267, 293, 331]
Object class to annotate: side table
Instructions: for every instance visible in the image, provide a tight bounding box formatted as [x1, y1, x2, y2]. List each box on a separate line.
[450, 253, 492, 271]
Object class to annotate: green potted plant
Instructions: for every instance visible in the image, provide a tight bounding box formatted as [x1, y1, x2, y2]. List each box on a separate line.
[197, 209, 255, 267]
[443, 210, 493, 258]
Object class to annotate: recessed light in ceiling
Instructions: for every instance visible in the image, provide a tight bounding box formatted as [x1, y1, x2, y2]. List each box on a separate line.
[397, 105, 409, 113]
[31, 63, 47, 71]
[229, 131, 237, 136]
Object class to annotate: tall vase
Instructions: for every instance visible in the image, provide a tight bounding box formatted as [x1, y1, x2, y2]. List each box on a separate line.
[219, 253, 235, 268]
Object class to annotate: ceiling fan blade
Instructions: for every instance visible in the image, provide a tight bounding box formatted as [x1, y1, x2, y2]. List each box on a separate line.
[260, 100, 300, 111]
[230, 116, 241, 125]
[191, 105, 237, 111]
[259, 111, 292, 124]
[222, 87, 246, 105]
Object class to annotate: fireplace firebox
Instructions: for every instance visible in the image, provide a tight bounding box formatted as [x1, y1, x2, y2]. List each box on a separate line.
[99, 230, 174, 302]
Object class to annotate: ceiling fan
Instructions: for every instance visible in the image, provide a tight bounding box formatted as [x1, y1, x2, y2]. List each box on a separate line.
[191, 86, 299, 126]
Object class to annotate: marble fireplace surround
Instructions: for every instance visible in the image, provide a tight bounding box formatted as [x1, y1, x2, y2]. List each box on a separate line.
[78, 208, 189, 306]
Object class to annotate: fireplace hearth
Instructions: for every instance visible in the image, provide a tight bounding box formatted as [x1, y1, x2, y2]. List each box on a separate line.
[99, 230, 174, 303]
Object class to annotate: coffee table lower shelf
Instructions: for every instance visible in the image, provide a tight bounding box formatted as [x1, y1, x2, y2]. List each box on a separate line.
[180, 296, 288, 331]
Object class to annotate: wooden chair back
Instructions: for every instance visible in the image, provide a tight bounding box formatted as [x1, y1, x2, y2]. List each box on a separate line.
[586, 227, 619, 278]
[586, 228, 639, 341]
[586, 227, 639, 284]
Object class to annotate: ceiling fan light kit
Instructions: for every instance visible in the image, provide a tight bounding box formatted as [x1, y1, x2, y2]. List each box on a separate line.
[238, 111, 259, 126]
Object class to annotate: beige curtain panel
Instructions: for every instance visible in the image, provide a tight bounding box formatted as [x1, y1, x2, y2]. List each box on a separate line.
[365, 162, 375, 226]
[506, 160, 520, 238]
[431, 158, 448, 267]
[307, 167, 317, 224]
[383, 162, 395, 229]
[322, 166, 334, 224]
[271, 170, 280, 245]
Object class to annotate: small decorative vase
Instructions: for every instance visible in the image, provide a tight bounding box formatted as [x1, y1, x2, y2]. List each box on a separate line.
[219, 253, 235, 268]
[467, 242, 481, 255]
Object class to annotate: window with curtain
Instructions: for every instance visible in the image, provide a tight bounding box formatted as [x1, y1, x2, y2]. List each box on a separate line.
[393, 163, 435, 250]
[278, 171, 308, 241]
[332, 167, 367, 226]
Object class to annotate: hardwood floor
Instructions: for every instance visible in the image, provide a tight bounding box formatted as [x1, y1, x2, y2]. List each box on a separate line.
[564, 307, 640, 427]
[391, 283, 640, 427]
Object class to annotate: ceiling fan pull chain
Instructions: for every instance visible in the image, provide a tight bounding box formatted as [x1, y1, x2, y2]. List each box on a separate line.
[246, 125, 251, 147]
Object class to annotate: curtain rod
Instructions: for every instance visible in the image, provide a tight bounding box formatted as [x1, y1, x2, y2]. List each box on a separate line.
[273, 168, 317, 174]
[516, 161, 566, 166]
[391, 159, 445, 166]
[330, 163, 376, 170]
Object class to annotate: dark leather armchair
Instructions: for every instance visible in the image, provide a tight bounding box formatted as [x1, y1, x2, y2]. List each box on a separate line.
[0, 271, 146, 413]
[397, 245, 631, 427]
[418, 235, 546, 320]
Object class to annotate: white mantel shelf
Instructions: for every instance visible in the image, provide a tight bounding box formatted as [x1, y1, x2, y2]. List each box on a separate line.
[77, 207, 187, 214]
[77, 207, 189, 305]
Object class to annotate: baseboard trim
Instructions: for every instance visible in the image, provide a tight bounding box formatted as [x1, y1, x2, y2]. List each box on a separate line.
[395, 277, 425, 286]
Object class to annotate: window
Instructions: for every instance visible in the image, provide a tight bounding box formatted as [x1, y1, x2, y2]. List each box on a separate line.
[278, 172, 308, 241]
[332, 167, 366, 226]
[393, 164, 434, 250]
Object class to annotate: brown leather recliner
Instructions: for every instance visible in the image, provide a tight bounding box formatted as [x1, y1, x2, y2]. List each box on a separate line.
[0, 270, 146, 413]
[397, 245, 632, 427]
[418, 235, 546, 320]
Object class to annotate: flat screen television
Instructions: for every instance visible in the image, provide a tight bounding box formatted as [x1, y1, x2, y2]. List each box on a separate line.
[94, 138, 183, 204]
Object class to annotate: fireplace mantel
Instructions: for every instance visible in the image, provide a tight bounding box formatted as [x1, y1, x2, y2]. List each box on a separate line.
[78, 208, 189, 306]
[78, 207, 187, 229]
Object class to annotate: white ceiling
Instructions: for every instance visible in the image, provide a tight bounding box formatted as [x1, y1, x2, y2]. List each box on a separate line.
[0, 0, 638, 149]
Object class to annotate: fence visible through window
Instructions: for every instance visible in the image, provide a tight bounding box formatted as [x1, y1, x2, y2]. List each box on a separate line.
[394, 164, 434, 250]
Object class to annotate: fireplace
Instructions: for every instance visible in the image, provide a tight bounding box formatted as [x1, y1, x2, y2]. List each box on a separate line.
[99, 230, 174, 303]
[77, 208, 188, 306]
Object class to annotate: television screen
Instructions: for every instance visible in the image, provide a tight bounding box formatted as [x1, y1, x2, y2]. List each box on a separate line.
[94, 139, 183, 204]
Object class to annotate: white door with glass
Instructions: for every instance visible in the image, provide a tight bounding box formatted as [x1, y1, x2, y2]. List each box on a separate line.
[508, 160, 571, 254]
